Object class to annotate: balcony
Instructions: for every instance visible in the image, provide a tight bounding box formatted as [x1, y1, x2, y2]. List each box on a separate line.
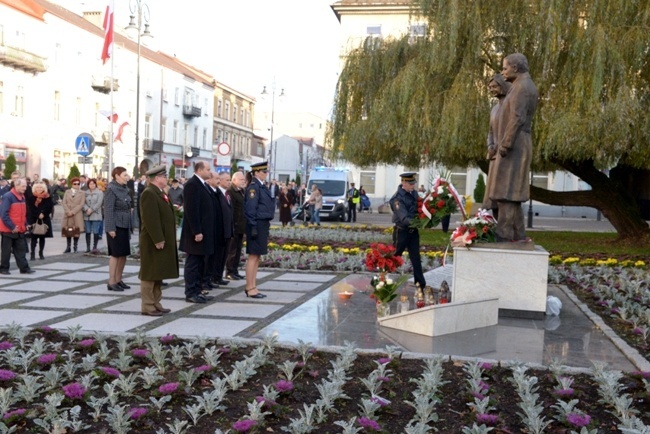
[0, 44, 46, 74]
[91, 77, 119, 94]
[143, 139, 163, 153]
[182, 105, 202, 118]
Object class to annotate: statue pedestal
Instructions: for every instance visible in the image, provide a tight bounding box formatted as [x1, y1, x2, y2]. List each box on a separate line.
[452, 244, 549, 318]
[377, 298, 499, 337]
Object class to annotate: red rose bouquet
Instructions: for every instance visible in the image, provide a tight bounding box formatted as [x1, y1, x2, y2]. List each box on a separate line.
[365, 243, 404, 273]
[410, 177, 464, 229]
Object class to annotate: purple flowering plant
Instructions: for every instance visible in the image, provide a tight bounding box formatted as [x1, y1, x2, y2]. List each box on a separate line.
[98, 366, 121, 379]
[275, 380, 294, 393]
[128, 407, 148, 420]
[358, 417, 381, 431]
[0, 369, 16, 382]
[0, 341, 14, 351]
[158, 382, 180, 395]
[131, 348, 149, 358]
[567, 413, 591, 428]
[62, 382, 86, 400]
[36, 353, 58, 365]
[232, 419, 256, 432]
[77, 338, 95, 348]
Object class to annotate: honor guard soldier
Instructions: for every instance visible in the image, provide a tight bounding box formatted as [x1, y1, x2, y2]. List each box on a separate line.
[390, 172, 426, 289]
[243, 161, 274, 298]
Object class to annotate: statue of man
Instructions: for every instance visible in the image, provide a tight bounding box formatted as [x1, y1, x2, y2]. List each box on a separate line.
[482, 73, 512, 219]
[488, 53, 538, 242]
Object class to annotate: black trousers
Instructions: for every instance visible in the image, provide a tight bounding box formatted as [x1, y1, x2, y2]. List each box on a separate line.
[184, 253, 205, 297]
[393, 226, 426, 289]
[226, 233, 244, 275]
[1, 233, 29, 272]
[212, 241, 229, 281]
[347, 203, 357, 222]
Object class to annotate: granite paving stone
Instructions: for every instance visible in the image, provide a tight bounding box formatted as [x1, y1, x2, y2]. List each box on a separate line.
[0, 308, 71, 326]
[8, 270, 66, 279]
[191, 302, 285, 318]
[73, 284, 139, 296]
[0, 292, 46, 306]
[0, 279, 22, 287]
[49, 313, 160, 333]
[146, 318, 255, 338]
[85, 265, 142, 274]
[227, 290, 305, 304]
[32, 262, 98, 271]
[257, 281, 321, 292]
[21, 294, 120, 309]
[1, 280, 86, 292]
[274, 273, 337, 282]
[48, 271, 109, 282]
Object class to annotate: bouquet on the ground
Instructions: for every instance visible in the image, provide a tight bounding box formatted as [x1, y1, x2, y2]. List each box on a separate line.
[410, 177, 463, 229]
[369, 273, 410, 304]
[450, 209, 497, 247]
[365, 243, 404, 273]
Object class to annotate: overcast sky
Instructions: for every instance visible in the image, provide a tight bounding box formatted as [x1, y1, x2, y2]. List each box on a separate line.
[63, 0, 342, 119]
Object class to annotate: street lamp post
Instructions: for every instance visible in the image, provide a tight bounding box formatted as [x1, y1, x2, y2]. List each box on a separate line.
[261, 83, 284, 180]
[125, 0, 152, 177]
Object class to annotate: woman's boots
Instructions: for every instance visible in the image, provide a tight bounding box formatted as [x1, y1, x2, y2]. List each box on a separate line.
[64, 237, 71, 253]
[85, 233, 91, 253]
[73, 237, 79, 253]
[93, 234, 100, 253]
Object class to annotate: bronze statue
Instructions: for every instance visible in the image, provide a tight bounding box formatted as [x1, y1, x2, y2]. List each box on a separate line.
[482, 74, 512, 218]
[487, 53, 538, 241]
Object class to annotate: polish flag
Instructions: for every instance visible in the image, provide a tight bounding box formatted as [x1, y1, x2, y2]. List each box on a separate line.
[99, 109, 118, 123]
[101, 1, 114, 64]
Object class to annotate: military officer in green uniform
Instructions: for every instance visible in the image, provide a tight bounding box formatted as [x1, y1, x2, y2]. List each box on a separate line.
[390, 172, 426, 289]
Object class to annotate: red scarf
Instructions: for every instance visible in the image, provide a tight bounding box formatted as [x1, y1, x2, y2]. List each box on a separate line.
[33, 190, 50, 206]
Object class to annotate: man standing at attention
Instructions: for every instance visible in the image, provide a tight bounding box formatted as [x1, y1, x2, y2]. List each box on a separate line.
[213, 171, 233, 284]
[488, 53, 538, 242]
[390, 172, 425, 289]
[179, 162, 215, 304]
[225, 171, 246, 280]
[0, 178, 33, 275]
[347, 182, 360, 222]
[138, 166, 178, 316]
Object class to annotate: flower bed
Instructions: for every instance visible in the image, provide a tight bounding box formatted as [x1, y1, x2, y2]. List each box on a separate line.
[3, 325, 650, 433]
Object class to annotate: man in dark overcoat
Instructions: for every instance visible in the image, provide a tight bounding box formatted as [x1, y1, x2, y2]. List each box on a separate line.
[212, 171, 233, 285]
[179, 161, 215, 303]
[138, 165, 179, 315]
[488, 52, 538, 242]
[202, 172, 225, 291]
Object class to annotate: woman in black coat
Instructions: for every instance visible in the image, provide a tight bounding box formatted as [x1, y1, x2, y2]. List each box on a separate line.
[26, 182, 54, 260]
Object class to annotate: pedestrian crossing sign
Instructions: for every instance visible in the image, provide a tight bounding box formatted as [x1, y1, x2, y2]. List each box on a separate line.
[75, 133, 95, 156]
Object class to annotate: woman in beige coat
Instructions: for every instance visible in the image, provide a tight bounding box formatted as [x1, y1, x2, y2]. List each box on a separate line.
[61, 177, 86, 253]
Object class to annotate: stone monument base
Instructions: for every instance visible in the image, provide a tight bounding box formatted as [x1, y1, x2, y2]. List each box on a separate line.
[377, 298, 499, 337]
[452, 244, 549, 318]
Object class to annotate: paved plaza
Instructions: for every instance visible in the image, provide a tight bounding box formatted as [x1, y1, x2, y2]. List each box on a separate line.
[1, 248, 648, 372]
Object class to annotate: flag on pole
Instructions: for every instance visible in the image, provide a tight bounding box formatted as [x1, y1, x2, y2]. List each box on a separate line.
[101, 0, 114, 64]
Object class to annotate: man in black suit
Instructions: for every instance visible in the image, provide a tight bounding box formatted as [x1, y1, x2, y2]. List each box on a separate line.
[179, 161, 215, 304]
[225, 171, 246, 280]
[211, 171, 233, 285]
[202, 172, 225, 291]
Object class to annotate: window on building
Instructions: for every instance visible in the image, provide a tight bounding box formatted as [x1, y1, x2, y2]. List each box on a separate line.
[223, 131, 229, 142]
[75, 97, 82, 124]
[183, 123, 189, 145]
[225, 101, 230, 120]
[193, 126, 198, 146]
[54, 91, 60, 121]
[532, 171, 549, 190]
[204, 98, 208, 116]
[409, 24, 427, 41]
[173, 120, 179, 143]
[240, 108, 244, 124]
[174, 88, 180, 106]
[163, 89, 168, 102]
[217, 99, 222, 117]
[216, 129, 222, 142]
[0, 81, 4, 114]
[359, 166, 376, 195]
[161, 118, 167, 142]
[144, 114, 151, 139]
[202, 128, 207, 147]
[233, 105, 237, 123]
[367, 25, 382, 37]
[94, 102, 100, 127]
[15, 89, 24, 116]
[448, 166, 468, 196]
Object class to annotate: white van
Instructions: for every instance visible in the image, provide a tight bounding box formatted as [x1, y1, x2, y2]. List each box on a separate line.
[306, 167, 353, 221]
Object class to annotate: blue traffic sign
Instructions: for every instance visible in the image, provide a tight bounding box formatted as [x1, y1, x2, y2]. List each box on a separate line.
[75, 133, 95, 156]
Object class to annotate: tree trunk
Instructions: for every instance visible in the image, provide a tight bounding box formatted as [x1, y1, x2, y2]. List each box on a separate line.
[529, 159, 650, 242]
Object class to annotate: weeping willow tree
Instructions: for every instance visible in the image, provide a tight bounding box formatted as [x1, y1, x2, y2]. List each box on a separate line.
[329, 0, 650, 241]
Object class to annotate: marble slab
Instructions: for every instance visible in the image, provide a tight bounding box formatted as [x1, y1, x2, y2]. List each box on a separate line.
[452, 245, 549, 315]
[21, 294, 120, 309]
[378, 298, 499, 337]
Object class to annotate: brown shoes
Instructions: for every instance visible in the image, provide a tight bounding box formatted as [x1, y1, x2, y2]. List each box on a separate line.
[141, 311, 163, 317]
[156, 307, 171, 314]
